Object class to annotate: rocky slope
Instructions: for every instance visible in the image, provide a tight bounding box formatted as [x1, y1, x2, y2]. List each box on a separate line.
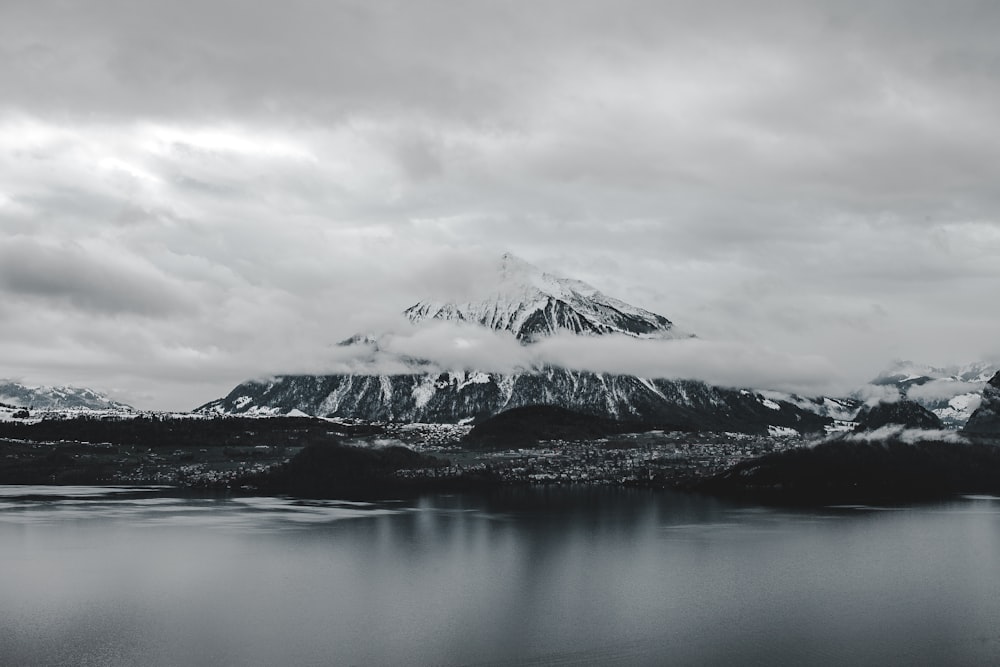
[854, 400, 943, 432]
[963, 372, 1000, 435]
[197, 368, 831, 435]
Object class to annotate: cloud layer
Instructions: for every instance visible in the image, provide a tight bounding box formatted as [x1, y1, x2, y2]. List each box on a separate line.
[1, 1, 999, 408]
[314, 320, 840, 396]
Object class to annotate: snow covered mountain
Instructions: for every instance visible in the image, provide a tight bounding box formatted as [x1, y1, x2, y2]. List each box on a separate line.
[199, 254, 837, 433]
[404, 253, 689, 341]
[197, 368, 830, 434]
[0, 381, 132, 413]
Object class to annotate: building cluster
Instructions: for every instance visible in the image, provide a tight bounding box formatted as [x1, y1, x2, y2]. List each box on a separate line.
[395, 431, 805, 488]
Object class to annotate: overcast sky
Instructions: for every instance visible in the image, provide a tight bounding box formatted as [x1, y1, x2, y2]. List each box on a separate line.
[2, 0, 999, 410]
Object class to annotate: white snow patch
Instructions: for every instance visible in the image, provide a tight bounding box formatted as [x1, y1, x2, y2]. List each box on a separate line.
[824, 420, 856, 434]
[931, 393, 983, 427]
[411, 377, 437, 408]
[245, 405, 282, 417]
[949, 392, 982, 413]
[458, 371, 493, 390]
[637, 377, 668, 401]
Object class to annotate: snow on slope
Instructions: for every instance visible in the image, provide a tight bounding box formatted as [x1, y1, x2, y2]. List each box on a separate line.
[403, 253, 690, 341]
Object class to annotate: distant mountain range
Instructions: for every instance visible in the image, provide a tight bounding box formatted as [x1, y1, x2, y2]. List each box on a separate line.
[871, 359, 997, 387]
[867, 360, 999, 428]
[0, 381, 132, 413]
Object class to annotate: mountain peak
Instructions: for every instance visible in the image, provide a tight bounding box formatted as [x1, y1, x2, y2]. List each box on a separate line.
[404, 254, 689, 341]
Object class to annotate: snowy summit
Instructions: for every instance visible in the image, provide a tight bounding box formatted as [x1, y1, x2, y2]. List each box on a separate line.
[404, 253, 689, 342]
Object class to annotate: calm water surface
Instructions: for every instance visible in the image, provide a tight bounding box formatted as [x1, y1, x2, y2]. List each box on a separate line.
[2, 485, 1000, 666]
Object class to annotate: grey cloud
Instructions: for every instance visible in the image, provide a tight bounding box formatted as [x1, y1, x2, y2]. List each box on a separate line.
[840, 426, 969, 445]
[856, 385, 902, 406]
[0, 237, 196, 317]
[1, 1, 994, 132]
[0, 0, 529, 124]
[312, 322, 845, 396]
[906, 380, 986, 403]
[530, 334, 843, 394]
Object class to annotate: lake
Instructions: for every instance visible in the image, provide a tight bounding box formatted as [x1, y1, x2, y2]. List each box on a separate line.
[2, 485, 999, 666]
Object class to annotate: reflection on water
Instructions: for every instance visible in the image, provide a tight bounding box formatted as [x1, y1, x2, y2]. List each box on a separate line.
[2, 486, 1000, 666]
